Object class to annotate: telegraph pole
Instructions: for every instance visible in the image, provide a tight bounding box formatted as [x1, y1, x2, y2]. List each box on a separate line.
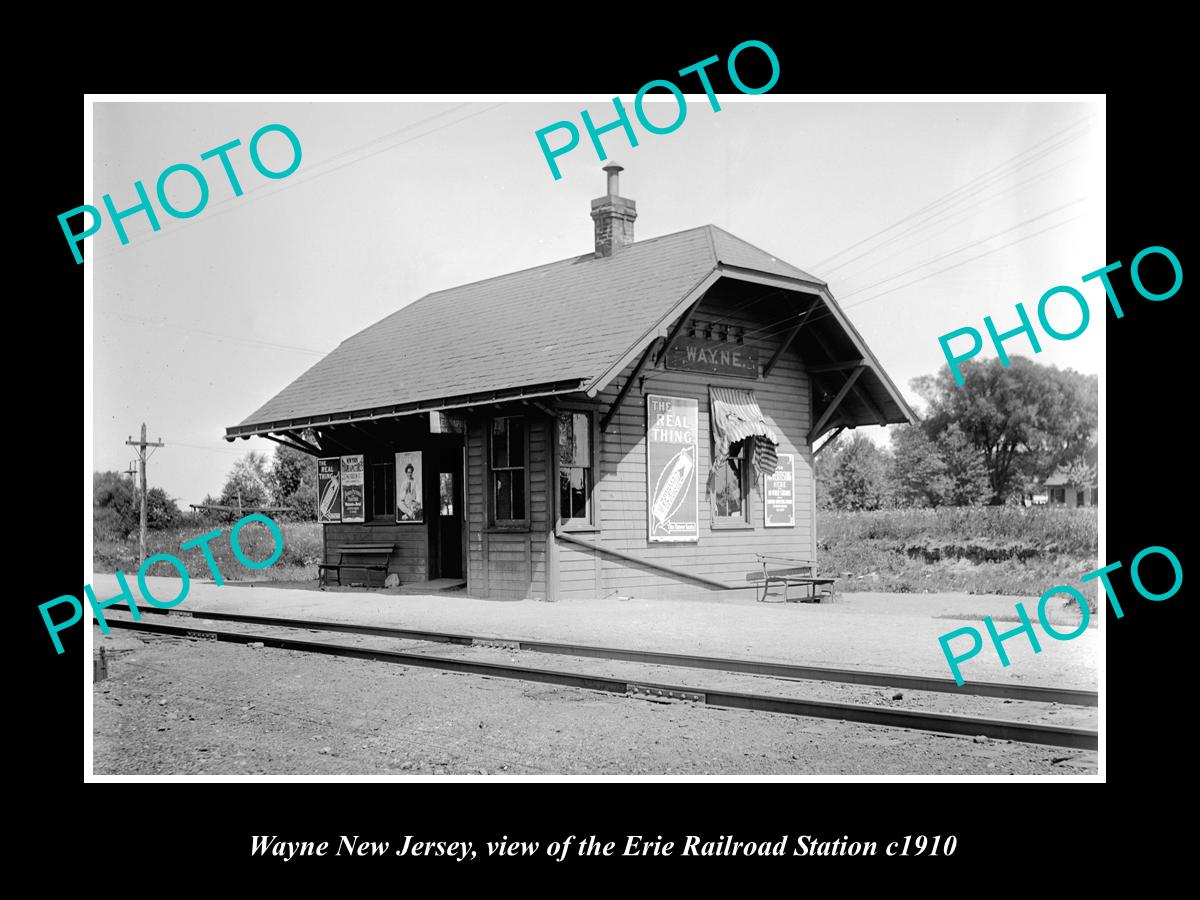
[126, 423, 164, 567]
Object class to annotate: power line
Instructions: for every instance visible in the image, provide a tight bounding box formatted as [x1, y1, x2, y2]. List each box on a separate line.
[833, 197, 1086, 302]
[841, 214, 1086, 314]
[746, 212, 1086, 347]
[818, 123, 1092, 278]
[104, 310, 331, 356]
[808, 114, 1093, 272]
[682, 128, 1093, 349]
[126, 423, 164, 568]
[94, 103, 504, 262]
[173, 440, 257, 457]
[832, 152, 1087, 283]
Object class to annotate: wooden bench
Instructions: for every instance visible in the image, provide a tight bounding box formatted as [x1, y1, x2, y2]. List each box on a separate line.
[318, 543, 396, 588]
[746, 555, 836, 603]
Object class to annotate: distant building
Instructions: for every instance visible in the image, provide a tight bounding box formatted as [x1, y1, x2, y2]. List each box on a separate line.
[1043, 443, 1098, 508]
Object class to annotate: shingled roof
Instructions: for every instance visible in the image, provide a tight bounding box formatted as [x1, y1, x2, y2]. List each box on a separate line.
[226, 224, 913, 439]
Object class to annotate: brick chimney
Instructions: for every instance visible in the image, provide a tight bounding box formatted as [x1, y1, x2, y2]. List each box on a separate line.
[590, 163, 637, 257]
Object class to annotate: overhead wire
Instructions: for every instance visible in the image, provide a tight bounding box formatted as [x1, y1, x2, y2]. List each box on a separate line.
[103, 310, 331, 356]
[808, 114, 1094, 272]
[675, 118, 1093, 347]
[819, 127, 1092, 279]
[745, 212, 1086, 348]
[831, 152, 1087, 282]
[172, 440, 255, 457]
[93, 102, 505, 262]
[833, 197, 1086, 302]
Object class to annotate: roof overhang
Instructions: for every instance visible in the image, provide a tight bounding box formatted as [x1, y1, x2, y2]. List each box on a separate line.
[225, 264, 915, 443]
[583, 268, 723, 398]
[223, 378, 589, 441]
[585, 265, 917, 432]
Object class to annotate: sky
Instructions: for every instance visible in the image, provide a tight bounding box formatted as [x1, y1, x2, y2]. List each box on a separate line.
[89, 98, 1104, 507]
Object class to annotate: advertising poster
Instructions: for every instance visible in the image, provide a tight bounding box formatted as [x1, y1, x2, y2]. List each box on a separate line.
[340, 454, 365, 523]
[317, 457, 342, 523]
[763, 453, 795, 528]
[646, 394, 699, 542]
[395, 450, 424, 523]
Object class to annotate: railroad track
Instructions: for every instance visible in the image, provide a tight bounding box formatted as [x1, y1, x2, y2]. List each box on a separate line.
[96, 611, 1098, 751]
[101, 604, 1097, 707]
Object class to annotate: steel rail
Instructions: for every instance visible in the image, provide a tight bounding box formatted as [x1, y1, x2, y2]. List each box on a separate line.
[101, 603, 1098, 707]
[96, 616, 1098, 751]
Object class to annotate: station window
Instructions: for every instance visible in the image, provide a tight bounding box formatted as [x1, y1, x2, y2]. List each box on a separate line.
[369, 459, 395, 521]
[490, 416, 527, 525]
[711, 438, 751, 525]
[558, 411, 595, 527]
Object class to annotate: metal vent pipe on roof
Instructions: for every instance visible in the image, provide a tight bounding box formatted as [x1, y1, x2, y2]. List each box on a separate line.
[604, 162, 622, 197]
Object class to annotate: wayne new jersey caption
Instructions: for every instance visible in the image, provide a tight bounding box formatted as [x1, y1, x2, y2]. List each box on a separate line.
[252, 834, 959, 861]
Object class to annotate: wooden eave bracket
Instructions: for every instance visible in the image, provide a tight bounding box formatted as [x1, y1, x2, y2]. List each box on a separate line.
[762, 298, 819, 379]
[600, 338, 662, 433]
[808, 366, 864, 444]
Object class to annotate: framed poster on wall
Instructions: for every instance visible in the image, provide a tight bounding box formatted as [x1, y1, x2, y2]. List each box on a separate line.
[646, 394, 699, 542]
[317, 457, 342, 523]
[763, 452, 795, 527]
[395, 450, 424, 523]
[341, 454, 365, 523]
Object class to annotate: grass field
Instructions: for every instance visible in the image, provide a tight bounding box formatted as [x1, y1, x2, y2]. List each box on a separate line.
[94, 520, 323, 583]
[817, 507, 1099, 599]
[94, 507, 1099, 603]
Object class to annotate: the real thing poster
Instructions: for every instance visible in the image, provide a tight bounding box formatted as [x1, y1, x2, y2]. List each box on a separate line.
[647, 394, 699, 542]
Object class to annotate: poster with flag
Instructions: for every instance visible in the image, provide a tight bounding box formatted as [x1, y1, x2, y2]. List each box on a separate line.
[763, 453, 795, 527]
[646, 394, 699, 542]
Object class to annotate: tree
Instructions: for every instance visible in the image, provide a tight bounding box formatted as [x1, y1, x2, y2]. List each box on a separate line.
[891, 424, 951, 507]
[219, 451, 271, 509]
[818, 432, 892, 511]
[912, 357, 1097, 504]
[1059, 455, 1097, 491]
[937, 423, 990, 506]
[93, 470, 181, 535]
[268, 444, 319, 519]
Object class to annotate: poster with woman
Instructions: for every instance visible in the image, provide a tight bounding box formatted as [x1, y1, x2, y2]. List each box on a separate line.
[395, 451, 423, 523]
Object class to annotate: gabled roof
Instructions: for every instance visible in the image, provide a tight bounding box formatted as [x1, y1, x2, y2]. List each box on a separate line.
[226, 224, 913, 439]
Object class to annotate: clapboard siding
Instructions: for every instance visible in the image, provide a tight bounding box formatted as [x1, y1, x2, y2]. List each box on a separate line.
[323, 521, 427, 583]
[450, 283, 822, 601]
[571, 289, 817, 598]
[466, 421, 488, 596]
[528, 421, 549, 600]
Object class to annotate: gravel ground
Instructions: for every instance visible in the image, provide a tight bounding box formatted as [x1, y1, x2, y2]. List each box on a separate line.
[92, 627, 1097, 776]
[105, 612, 1097, 729]
[95, 574, 1099, 689]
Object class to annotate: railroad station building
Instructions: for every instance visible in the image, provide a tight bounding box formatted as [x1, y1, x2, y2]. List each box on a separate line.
[225, 165, 915, 600]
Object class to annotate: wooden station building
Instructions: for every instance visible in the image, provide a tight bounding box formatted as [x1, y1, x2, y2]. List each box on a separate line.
[225, 165, 915, 600]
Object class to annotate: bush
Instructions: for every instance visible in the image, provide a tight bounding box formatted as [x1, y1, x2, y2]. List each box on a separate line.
[817, 506, 1097, 553]
[93, 521, 323, 582]
[815, 506, 1098, 598]
[93, 471, 182, 538]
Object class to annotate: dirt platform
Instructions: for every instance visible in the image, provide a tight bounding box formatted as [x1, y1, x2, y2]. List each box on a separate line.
[89, 573, 1098, 690]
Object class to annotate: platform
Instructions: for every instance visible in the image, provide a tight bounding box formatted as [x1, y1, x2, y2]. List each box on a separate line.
[89, 573, 1099, 690]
